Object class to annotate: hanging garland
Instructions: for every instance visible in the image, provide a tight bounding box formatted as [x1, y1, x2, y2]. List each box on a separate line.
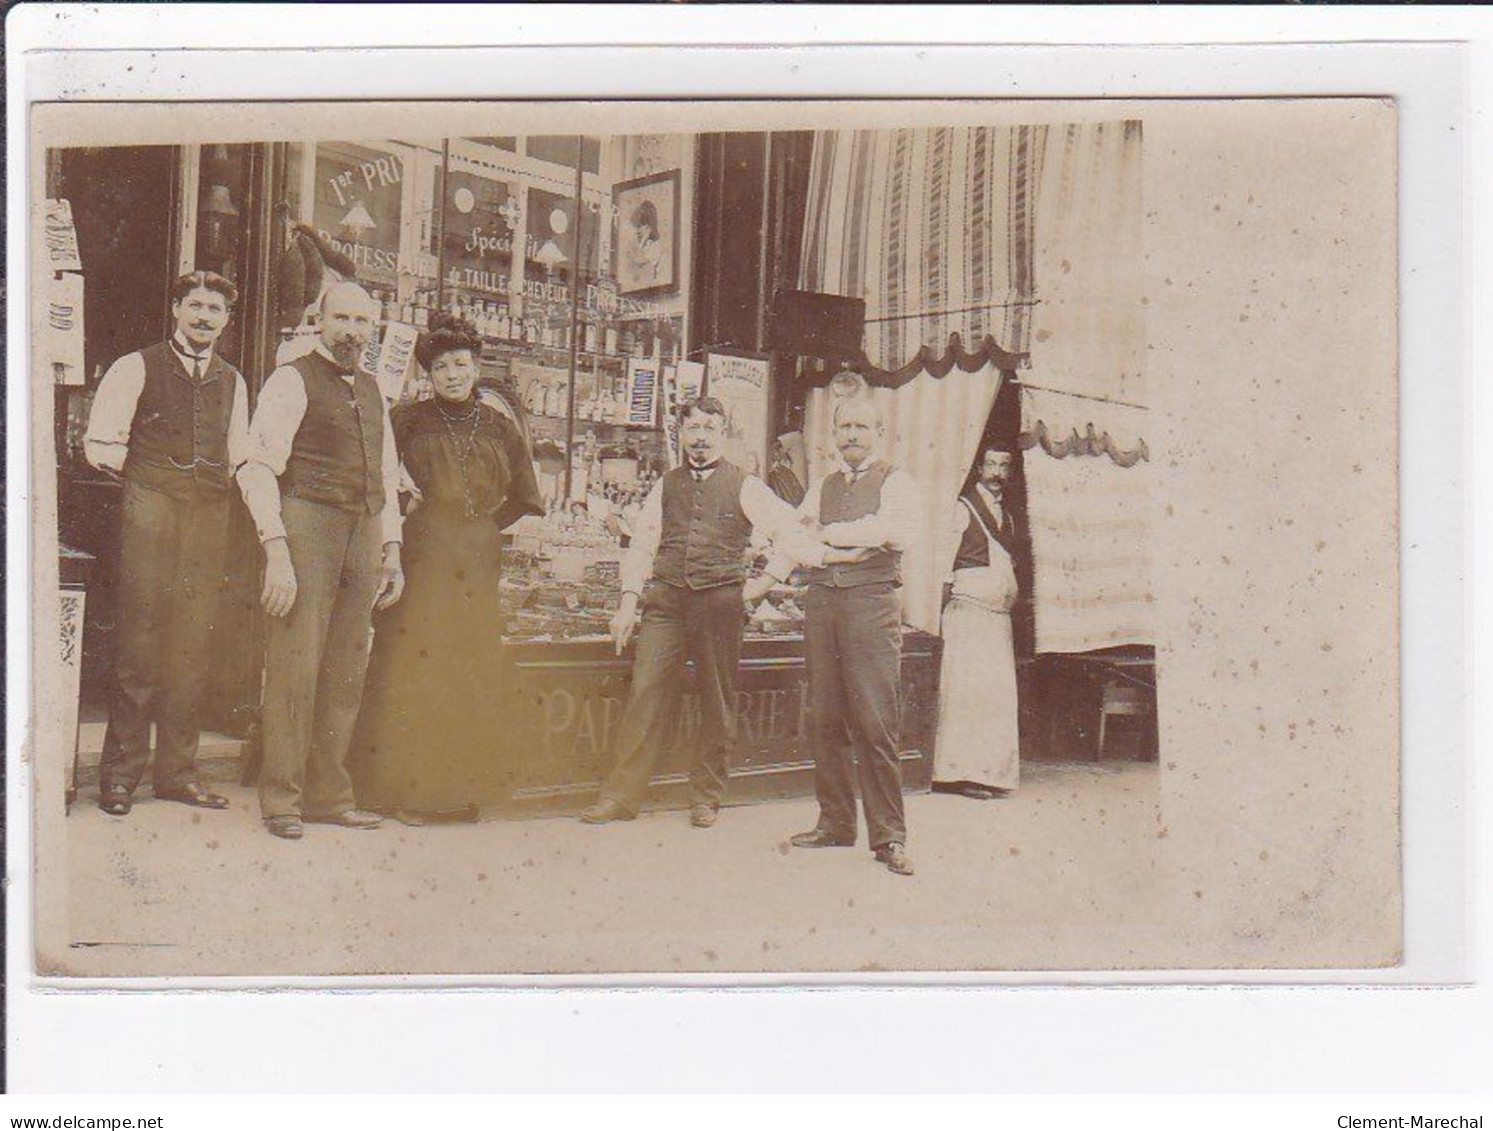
[1019, 419, 1149, 468]
[849, 332, 1027, 389]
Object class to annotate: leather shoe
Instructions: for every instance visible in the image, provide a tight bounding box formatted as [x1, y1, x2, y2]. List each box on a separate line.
[871, 847, 907, 883]
[154, 782, 230, 809]
[931, 780, 1008, 801]
[265, 815, 303, 840]
[305, 809, 383, 829]
[579, 799, 635, 825]
[874, 842, 915, 876]
[690, 803, 718, 829]
[789, 827, 855, 849]
[98, 785, 133, 817]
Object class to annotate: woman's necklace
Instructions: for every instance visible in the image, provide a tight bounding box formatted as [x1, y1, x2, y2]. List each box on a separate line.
[435, 397, 483, 519]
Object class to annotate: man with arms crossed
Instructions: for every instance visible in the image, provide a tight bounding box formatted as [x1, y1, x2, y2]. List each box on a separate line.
[85, 270, 248, 816]
[237, 281, 404, 840]
[777, 392, 921, 876]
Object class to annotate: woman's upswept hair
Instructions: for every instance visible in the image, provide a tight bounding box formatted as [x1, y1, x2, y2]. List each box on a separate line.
[415, 311, 484, 370]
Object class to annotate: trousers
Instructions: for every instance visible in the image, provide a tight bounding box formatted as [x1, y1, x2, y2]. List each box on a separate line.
[98, 479, 230, 793]
[259, 496, 383, 819]
[803, 581, 907, 849]
[599, 581, 745, 814]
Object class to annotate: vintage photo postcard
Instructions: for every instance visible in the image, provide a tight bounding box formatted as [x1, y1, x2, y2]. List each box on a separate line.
[25, 96, 1398, 978]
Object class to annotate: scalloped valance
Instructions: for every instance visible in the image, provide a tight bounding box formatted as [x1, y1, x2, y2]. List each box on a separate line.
[852, 332, 1026, 389]
[1020, 419, 1149, 468]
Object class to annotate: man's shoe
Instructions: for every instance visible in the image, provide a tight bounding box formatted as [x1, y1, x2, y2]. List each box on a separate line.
[873, 842, 915, 876]
[304, 810, 383, 829]
[265, 816, 303, 840]
[789, 827, 855, 849]
[154, 782, 230, 809]
[98, 785, 133, 817]
[579, 799, 635, 825]
[690, 803, 718, 829]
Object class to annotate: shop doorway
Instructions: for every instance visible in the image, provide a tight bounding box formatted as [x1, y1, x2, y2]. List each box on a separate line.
[53, 146, 181, 718]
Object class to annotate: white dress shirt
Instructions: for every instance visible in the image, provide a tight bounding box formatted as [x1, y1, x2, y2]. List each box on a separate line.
[763, 460, 922, 580]
[83, 332, 250, 474]
[236, 343, 403, 546]
[619, 463, 828, 596]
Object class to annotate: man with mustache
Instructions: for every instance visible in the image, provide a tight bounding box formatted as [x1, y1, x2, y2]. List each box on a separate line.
[237, 281, 404, 840]
[779, 391, 921, 876]
[85, 271, 248, 816]
[934, 442, 1023, 800]
[579, 397, 852, 829]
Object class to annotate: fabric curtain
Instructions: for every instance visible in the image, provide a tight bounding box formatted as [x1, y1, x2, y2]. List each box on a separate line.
[1026, 120, 1147, 432]
[803, 365, 1005, 635]
[800, 126, 1046, 373]
[1021, 391, 1152, 653]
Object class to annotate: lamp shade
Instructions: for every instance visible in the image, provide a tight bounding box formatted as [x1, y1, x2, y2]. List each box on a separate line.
[201, 183, 239, 217]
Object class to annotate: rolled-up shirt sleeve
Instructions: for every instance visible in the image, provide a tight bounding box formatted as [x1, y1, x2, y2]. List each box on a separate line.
[227, 373, 250, 471]
[618, 480, 664, 596]
[817, 468, 920, 552]
[942, 499, 973, 582]
[82, 352, 147, 473]
[763, 479, 822, 583]
[236, 365, 307, 544]
[741, 476, 827, 581]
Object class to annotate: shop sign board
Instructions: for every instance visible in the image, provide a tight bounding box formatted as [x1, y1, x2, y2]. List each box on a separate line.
[313, 143, 405, 284]
[444, 169, 517, 297]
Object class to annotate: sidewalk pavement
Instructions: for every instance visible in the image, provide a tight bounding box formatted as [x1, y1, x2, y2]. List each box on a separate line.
[49, 761, 1164, 978]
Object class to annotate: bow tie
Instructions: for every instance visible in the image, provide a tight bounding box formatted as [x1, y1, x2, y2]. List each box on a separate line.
[688, 459, 720, 480]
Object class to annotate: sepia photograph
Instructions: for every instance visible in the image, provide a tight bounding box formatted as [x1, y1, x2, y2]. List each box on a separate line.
[26, 95, 1399, 979]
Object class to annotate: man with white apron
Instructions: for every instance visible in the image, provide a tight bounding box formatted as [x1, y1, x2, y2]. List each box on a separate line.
[935, 442, 1022, 799]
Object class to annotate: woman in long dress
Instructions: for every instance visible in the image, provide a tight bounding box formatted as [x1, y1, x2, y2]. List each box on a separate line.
[350, 313, 543, 824]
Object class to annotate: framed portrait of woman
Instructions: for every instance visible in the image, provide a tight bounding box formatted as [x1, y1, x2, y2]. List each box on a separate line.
[613, 169, 680, 296]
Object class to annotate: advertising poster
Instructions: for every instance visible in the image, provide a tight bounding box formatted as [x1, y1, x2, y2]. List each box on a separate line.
[705, 351, 770, 476]
[42, 198, 84, 273]
[626, 357, 660, 428]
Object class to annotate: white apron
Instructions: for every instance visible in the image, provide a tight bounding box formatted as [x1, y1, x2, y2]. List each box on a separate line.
[935, 501, 1021, 789]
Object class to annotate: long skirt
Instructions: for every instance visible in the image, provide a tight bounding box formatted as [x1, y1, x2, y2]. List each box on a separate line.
[349, 507, 513, 814]
[935, 567, 1021, 790]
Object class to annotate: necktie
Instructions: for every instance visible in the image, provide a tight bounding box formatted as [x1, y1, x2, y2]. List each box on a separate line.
[191, 354, 203, 383]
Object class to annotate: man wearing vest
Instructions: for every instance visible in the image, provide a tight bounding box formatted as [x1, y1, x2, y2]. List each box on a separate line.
[778, 393, 921, 876]
[579, 397, 844, 829]
[237, 281, 404, 840]
[85, 271, 249, 816]
[934, 442, 1023, 800]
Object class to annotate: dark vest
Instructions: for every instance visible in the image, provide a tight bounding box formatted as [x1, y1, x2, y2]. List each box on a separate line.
[121, 340, 238, 499]
[805, 462, 902, 588]
[953, 487, 1018, 571]
[652, 461, 752, 590]
[279, 351, 386, 516]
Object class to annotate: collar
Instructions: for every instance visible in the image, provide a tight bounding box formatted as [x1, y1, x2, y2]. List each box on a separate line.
[686, 458, 722, 481]
[975, 482, 1005, 509]
[171, 333, 214, 365]
[840, 458, 879, 482]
